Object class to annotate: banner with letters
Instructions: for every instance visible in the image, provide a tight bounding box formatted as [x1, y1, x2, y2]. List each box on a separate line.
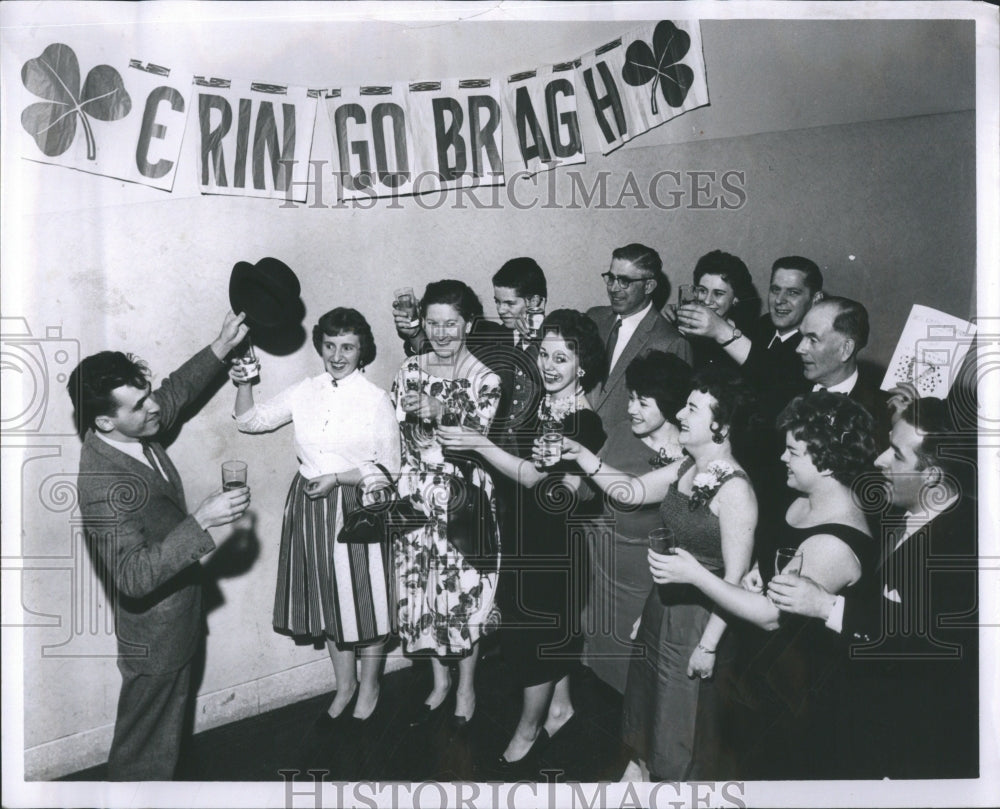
[503, 60, 585, 176]
[10, 41, 191, 190]
[406, 77, 505, 196]
[194, 77, 319, 201]
[576, 19, 709, 155]
[326, 84, 416, 201]
[9, 18, 709, 199]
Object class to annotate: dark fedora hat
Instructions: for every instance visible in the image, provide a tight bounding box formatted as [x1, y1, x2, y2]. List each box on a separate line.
[229, 257, 303, 329]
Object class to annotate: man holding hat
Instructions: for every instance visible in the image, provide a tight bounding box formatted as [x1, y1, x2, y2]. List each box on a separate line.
[68, 310, 251, 780]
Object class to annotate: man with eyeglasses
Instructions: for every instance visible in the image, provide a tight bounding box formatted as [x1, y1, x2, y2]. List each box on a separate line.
[586, 243, 691, 446]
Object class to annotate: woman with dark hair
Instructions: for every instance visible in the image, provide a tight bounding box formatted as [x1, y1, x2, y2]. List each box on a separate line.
[391, 279, 502, 729]
[230, 307, 400, 727]
[582, 350, 692, 693]
[563, 366, 757, 780]
[676, 250, 758, 371]
[438, 308, 607, 775]
[650, 390, 877, 778]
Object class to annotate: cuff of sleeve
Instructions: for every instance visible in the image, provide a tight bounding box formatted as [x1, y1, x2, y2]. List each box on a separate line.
[825, 594, 845, 633]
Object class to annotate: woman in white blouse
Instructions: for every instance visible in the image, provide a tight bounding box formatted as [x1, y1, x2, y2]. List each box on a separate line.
[231, 308, 401, 728]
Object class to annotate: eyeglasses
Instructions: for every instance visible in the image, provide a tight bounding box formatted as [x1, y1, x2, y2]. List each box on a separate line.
[601, 272, 654, 290]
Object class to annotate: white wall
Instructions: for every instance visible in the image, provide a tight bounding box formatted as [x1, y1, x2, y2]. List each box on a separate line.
[1, 5, 981, 780]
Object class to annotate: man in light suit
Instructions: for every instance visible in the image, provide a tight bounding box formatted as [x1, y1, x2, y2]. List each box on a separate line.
[586, 243, 691, 446]
[68, 311, 251, 780]
[768, 397, 978, 778]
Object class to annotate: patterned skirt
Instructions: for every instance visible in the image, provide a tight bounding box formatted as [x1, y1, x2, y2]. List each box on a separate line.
[273, 473, 391, 646]
[393, 462, 500, 658]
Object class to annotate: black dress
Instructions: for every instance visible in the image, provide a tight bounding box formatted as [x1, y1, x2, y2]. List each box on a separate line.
[710, 521, 874, 780]
[499, 407, 606, 687]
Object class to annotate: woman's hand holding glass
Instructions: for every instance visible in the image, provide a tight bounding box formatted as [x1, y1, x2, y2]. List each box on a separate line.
[766, 573, 836, 620]
[676, 302, 730, 341]
[647, 546, 706, 586]
[401, 392, 442, 423]
[228, 362, 256, 387]
[436, 423, 484, 452]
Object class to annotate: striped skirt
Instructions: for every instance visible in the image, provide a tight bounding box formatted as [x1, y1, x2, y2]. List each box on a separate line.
[272, 473, 391, 646]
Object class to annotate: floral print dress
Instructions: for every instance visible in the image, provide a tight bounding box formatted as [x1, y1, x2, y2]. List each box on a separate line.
[391, 356, 502, 657]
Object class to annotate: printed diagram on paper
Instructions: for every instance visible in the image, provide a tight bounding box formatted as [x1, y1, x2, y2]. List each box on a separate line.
[881, 304, 977, 398]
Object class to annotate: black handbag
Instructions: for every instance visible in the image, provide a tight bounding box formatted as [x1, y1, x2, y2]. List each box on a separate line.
[336, 464, 402, 545]
[442, 457, 499, 573]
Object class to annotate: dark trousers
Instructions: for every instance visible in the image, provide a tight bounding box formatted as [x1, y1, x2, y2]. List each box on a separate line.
[107, 656, 192, 780]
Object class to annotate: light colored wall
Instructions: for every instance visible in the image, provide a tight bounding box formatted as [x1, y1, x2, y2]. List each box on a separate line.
[1, 10, 976, 779]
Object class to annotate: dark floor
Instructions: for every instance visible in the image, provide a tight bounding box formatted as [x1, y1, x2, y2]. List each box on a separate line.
[63, 647, 630, 782]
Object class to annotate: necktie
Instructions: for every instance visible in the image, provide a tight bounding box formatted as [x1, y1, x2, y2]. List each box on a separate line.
[602, 318, 622, 389]
[141, 441, 168, 481]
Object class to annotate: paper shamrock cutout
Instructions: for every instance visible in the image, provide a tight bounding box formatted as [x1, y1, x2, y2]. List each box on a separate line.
[622, 21, 695, 115]
[21, 43, 132, 160]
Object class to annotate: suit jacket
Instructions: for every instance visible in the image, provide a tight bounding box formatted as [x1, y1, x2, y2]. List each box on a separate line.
[585, 306, 692, 441]
[742, 314, 810, 422]
[840, 497, 978, 778]
[846, 365, 891, 450]
[77, 347, 222, 674]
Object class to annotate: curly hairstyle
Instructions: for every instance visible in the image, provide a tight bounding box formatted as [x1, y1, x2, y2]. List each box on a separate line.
[311, 308, 376, 368]
[625, 350, 692, 427]
[777, 390, 877, 486]
[419, 279, 485, 322]
[539, 309, 607, 393]
[690, 365, 758, 444]
[67, 351, 151, 436]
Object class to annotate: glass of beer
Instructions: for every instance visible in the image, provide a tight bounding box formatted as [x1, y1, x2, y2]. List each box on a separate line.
[394, 287, 420, 329]
[221, 460, 248, 490]
[539, 421, 564, 466]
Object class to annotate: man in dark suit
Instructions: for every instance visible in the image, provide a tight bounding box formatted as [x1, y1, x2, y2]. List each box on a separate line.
[394, 258, 546, 452]
[586, 243, 691, 448]
[68, 311, 251, 780]
[768, 397, 978, 778]
[796, 295, 891, 446]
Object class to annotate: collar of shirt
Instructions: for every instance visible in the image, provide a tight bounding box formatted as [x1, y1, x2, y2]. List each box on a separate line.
[813, 368, 858, 395]
[325, 368, 362, 389]
[895, 493, 960, 550]
[767, 327, 800, 349]
[610, 301, 653, 370]
[95, 430, 157, 471]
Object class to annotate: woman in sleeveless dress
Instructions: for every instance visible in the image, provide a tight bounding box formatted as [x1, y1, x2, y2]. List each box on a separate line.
[563, 366, 758, 781]
[651, 390, 877, 779]
[582, 350, 691, 694]
[439, 309, 607, 775]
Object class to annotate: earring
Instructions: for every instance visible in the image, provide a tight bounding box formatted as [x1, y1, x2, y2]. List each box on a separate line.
[577, 368, 585, 378]
[711, 423, 726, 444]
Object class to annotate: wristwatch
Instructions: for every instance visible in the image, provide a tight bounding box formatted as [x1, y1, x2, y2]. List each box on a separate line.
[719, 327, 742, 347]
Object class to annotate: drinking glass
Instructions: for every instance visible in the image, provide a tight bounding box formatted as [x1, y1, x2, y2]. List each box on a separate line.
[393, 287, 420, 328]
[678, 284, 698, 307]
[774, 547, 804, 576]
[232, 338, 260, 384]
[648, 527, 675, 555]
[539, 421, 564, 466]
[221, 460, 248, 491]
[649, 527, 676, 604]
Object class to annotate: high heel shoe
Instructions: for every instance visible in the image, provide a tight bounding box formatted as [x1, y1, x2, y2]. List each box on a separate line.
[315, 687, 359, 732]
[407, 690, 454, 728]
[487, 729, 550, 780]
